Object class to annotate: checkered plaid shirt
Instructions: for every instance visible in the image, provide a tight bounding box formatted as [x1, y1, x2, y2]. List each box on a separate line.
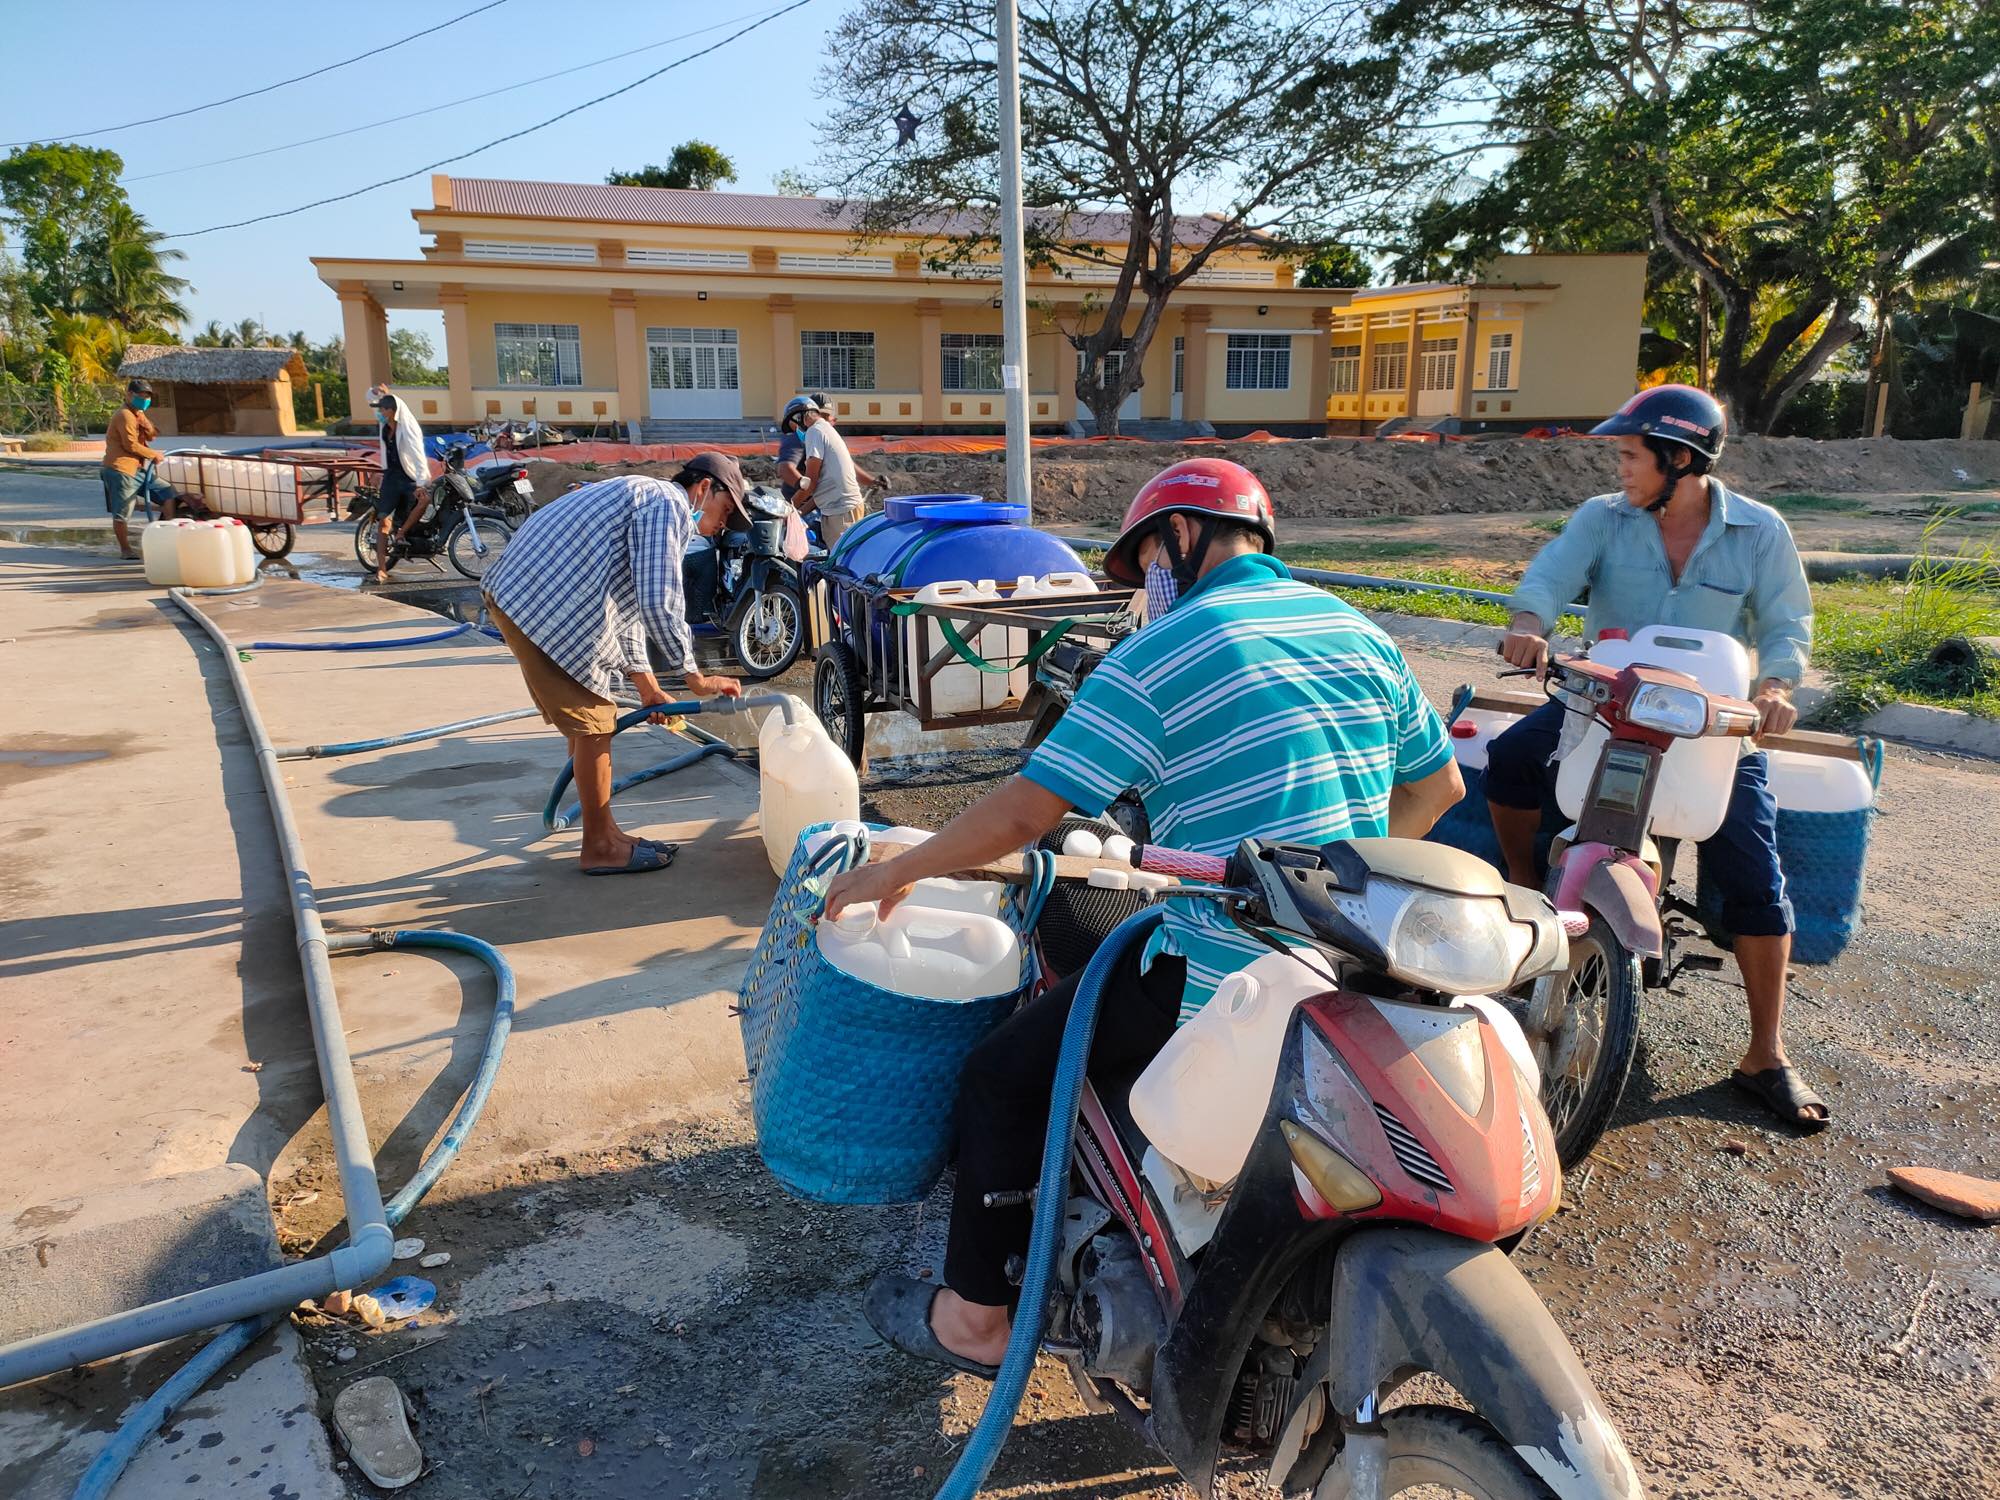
[481, 475, 696, 699]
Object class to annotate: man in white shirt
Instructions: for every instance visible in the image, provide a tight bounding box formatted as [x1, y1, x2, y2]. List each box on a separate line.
[792, 396, 879, 545]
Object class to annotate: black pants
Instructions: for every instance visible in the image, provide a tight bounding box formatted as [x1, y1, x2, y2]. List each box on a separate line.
[681, 544, 719, 622]
[945, 946, 1184, 1307]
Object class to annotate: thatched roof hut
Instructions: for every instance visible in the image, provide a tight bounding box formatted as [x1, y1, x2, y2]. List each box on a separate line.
[116, 346, 310, 436]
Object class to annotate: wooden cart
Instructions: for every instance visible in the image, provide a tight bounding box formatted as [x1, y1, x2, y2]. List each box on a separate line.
[153, 451, 371, 559]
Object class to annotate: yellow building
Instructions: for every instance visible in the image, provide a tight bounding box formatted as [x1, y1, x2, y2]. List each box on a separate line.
[311, 174, 1340, 439]
[1323, 254, 1648, 435]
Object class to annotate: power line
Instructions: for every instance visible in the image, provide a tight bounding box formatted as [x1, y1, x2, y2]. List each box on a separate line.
[161, 0, 817, 240]
[2, 1, 510, 147]
[126, 6, 790, 184]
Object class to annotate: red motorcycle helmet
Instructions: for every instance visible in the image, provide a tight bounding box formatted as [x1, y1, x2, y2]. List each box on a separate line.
[1102, 458, 1276, 587]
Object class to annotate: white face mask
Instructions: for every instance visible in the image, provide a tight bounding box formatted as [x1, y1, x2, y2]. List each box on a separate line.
[1144, 560, 1180, 623]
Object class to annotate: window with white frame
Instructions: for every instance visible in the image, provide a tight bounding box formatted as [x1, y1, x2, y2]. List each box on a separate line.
[801, 330, 876, 390]
[1224, 334, 1291, 390]
[464, 241, 597, 264]
[1486, 332, 1514, 389]
[1372, 340, 1408, 392]
[1418, 335, 1459, 392]
[626, 247, 750, 269]
[494, 322, 583, 386]
[941, 332, 1005, 391]
[1330, 343, 1362, 394]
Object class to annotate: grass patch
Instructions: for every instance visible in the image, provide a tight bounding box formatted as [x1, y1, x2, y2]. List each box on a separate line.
[1814, 518, 2000, 722]
[1523, 516, 1568, 535]
[1279, 540, 1445, 565]
[1359, 512, 1418, 525]
[21, 431, 73, 452]
[1767, 491, 1868, 514]
[1937, 498, 2000, 517]
[1826, 538, 1902, 554]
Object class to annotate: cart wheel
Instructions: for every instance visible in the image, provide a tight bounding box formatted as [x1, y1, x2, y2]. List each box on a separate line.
[250, 523, 296, 560]
[813, 642, 867, 767]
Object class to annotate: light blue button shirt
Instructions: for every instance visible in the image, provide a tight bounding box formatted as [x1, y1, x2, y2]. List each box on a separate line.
[1508, 481, 1813, 685]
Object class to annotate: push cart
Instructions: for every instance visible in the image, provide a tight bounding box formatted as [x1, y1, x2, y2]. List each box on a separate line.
[803, 553, 1136, 764]
[152, 450, 369, 559]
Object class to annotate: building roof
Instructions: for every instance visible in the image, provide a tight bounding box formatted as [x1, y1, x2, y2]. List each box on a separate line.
[439, 176, 1247, 249]
[119, 345, 309, 384]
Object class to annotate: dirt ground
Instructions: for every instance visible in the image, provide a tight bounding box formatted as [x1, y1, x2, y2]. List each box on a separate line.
[257, 630, 2000, 1500]
[524, 434, 2000, 528]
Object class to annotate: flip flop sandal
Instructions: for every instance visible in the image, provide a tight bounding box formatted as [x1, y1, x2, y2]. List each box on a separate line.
[635, 837, 681, 858]
[331, 1375, 423, 1489]
[1732, 1065, 1830, 1132]
[582, 842, 675, 877]
[862, 1272, 1000, 1380]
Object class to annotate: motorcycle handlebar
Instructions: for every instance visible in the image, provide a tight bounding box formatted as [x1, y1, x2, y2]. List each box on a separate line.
[1136, 845, 1229, 882]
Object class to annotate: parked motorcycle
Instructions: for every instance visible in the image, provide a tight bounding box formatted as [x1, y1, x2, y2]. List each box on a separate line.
[350, 447, 516, 581]
[1027, 835, 1639, 1500]
[1497, 648, 1761, 1168]
[688, 486, 810, 679]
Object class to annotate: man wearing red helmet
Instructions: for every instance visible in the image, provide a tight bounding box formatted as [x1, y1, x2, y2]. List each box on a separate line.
[824, 457, 1465, 1377]
[1490, 384, 1824, 1132]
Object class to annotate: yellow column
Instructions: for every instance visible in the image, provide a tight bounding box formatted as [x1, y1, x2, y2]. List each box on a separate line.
[1456, 297, 1480, 422]
[438, 284, 473, 425]
[1180, 305, 1212, 423]
[1309, 307, 1333, 432]
[767, 295, 798, 418]
[917, 298, 943, 426]
[1402, 311, 1422, 419]
[1356, 314, 1376, 431]
[609, 290, 646, 438]
[337, 283, 381, 419]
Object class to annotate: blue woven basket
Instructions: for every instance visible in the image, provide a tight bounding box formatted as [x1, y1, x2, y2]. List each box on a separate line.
[1697, 740, 1883, 965]
[738, 823, 1054, 1204]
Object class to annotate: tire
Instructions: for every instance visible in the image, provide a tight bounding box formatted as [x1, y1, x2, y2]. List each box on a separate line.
[813, 642, 867, 766]
[732, 584, 805, 680]
[1519, 914, 1643, 1170]
[1312, 1404, 1558, 1500]
[447, 514, 514, 580]
[250, 523, 295, 559]
[353, 512, 384, 571]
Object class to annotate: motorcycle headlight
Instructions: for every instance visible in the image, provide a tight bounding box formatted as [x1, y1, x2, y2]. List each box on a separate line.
[1626, 682, 1707, 737]
[1355, 880, 1533, 994]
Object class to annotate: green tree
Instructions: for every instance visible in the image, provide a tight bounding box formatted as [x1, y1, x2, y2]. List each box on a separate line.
[78, 201, 189, 335]
[814, 0, 1447, 435]
[0, 143, 126, 312]
[388, 327, 446, 385]
[607, 141, 738, 191]
[1378, 0, 2000, 433]
[1297, 244, 1374, 290]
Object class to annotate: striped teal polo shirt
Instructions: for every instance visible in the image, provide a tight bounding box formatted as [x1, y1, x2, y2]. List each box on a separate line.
[1024, 552, 1453, 1023]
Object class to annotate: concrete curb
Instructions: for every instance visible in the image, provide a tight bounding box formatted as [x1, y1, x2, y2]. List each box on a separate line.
[1363, 609, 2000, 762]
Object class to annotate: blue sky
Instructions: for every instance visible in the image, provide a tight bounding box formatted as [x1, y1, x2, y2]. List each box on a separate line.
[0, 1, 846, 352]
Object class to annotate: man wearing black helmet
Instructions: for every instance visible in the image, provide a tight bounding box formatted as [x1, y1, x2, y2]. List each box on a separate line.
[1489, 383, 1824, 1131]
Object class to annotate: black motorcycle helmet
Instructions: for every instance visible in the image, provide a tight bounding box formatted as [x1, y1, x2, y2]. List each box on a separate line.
[1592, 384, 1727, 510]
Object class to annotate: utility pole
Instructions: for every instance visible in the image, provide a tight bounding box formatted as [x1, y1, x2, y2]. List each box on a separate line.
[996, 0, 1033, 518]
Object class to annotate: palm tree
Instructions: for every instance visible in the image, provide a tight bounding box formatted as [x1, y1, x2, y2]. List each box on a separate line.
[234, 317, 264, 348]
[79, 203, 189, 337]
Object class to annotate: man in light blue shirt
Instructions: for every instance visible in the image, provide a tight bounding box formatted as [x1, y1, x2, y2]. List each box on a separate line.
[1490, 384, 1824, 1132]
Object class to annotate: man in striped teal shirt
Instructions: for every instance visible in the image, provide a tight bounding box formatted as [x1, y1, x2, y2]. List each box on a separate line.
[826, 459, 1463, 1379]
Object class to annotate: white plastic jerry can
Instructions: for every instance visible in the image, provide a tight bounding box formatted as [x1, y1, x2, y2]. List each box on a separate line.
[758, 697, 860, 876]
[1762, 747, 1875, 814]
[904, 579, 1004, 715]
[1447, 706, 1523, 774]
[142, 519, 193, 586]
[1554, 625, 1752, 842]
[1128, 948, 1337, 1184]
[815, 900, 1023, 1001]
[176, 521, 238, 588]
[219, 518, 257, 582]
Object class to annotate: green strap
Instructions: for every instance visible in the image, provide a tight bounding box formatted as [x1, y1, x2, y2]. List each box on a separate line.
[891, 600, 1075, 674]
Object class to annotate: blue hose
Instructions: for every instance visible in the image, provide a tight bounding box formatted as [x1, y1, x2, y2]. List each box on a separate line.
[247, 621, 479, 651]
[275, 708, 543, 760]
[931, 906, 1164, 1500]
[539, 698, 727, 832]
[71, 927, 515, 1500]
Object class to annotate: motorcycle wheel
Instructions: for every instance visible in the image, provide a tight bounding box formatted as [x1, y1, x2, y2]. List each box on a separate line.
[1312, 1405, 1557, 1499]
[250, 523, 296, 560]
[812, 642, 867, 767]
[447, 514, 514, 580]
[353, 513, 384, 571]
[1519, 913, 1643, 1170]
[732, 584, 805, 680]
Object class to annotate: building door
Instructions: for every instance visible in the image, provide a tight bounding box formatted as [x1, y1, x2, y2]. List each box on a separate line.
[1171, 337, 1184, 421]
[646, 327, 741, 420]
[1079, 340, 1143, 423]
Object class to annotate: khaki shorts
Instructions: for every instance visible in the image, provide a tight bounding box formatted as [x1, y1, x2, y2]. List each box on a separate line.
[488, 602, 620, 737]
[818, 505, 859, 547]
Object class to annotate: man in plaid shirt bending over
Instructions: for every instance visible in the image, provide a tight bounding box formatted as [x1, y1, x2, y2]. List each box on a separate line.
[482, 458, 744, 876]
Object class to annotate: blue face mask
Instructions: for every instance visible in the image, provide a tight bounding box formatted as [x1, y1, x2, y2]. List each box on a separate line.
[1144, 560, 1180, 623]
[134, 398, 151, 411]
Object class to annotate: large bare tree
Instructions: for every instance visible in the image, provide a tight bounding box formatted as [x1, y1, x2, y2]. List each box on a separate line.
[810, 0, 1447, 434]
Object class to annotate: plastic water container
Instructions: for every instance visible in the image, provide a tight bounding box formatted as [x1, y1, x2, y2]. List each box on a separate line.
[219, 517, 256, 581]
[1129, 948, 1337, 1183]
[798, 823, 1006, 918]
[142, 519, 194, 586]
[815, 901, 1022, 1002]
[176, 520, 243, 588]
[1447, 706, 1521, 773]
[1004, 572, 1100, 701]
[759, 697, 860, 875]
[1556, 625, 1751, 842]
[1026, 570, 1098, 598]
[1763, 748, 1875, 814]
[903, 579, 1005, 714]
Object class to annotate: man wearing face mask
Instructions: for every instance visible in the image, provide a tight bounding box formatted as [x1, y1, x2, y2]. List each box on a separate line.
[370, 390, 429, 584]
[101, 380, 179, 559]
[823, 457, 1464, 1378]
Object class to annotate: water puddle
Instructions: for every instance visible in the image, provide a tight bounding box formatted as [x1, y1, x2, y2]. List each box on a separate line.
[0, 747, 107, 768]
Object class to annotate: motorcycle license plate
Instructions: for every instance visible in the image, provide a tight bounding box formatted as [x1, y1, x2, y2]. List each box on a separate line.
[512, 478, 534, 497]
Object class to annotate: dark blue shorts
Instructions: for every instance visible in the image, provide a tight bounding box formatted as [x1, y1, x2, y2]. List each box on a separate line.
[1485, 699, 1793, 937]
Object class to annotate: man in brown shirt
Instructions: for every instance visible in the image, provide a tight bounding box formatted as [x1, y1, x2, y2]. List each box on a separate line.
[102, 380, 179, 558]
